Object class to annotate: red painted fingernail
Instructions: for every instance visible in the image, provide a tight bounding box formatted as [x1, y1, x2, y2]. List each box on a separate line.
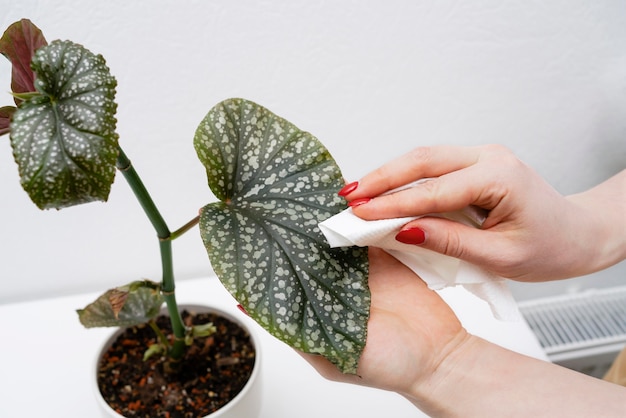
[338, 181, 359, 197]
[236, 304, 249, 316]
[395, 228, 426, 245]
[348, 197, 371, 208]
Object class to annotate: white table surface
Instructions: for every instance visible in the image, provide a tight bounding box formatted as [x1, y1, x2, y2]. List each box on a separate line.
[0, 275, 547, 417]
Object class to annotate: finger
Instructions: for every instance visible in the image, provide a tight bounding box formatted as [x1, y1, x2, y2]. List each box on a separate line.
[397, 217, 511, 274]
[352, 165, 497, 220]
[346, 145, 483, 200]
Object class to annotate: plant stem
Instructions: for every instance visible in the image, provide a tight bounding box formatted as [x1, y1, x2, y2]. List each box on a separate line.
[160, 239, 187, 359]
[115, 148, 170, 239]
[148, 319, 169, 347]
[115, 146, 187, 360]
[171, 215, 200, 240]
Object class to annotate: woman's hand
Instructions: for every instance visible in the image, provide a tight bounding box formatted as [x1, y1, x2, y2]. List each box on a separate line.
[300, 248, 626, 417]
[340, 145, 626, 281]
[300, 247, 467, 396]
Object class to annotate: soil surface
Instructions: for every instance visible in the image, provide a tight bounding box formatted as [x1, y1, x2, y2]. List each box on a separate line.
[97, 309, 256, 418]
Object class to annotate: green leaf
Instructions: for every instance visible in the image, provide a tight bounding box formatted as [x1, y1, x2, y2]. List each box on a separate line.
[0, 19, 47, 101]
[195, 98, 370, 374]
[77, 280, 164, 328]
[9, 39, 119, 210]
[191, 322, 217, 338]
[143, 343, 165, 361]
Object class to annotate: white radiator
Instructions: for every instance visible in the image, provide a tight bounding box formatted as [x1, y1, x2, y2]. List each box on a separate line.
[518, 286, 626, 378]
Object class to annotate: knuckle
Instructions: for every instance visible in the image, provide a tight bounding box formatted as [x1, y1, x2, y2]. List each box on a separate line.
[437, 228, 466, 259]
[414, 178, 447, 212]
[371, 166, 396, 191]
[407, 146, 434, 167]
[418, 177, 441, 197]
[481, 144, 523, 172]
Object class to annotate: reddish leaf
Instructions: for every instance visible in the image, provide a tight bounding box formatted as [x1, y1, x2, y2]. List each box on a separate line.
[0, 106, 15, 136]
[0, 19, 47, 101]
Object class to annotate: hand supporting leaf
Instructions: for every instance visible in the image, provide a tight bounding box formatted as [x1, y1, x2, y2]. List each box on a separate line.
[195, 98, 370, 374]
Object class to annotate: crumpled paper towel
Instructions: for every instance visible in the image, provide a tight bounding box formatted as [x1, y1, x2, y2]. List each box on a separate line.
[318, 180, 520, 321]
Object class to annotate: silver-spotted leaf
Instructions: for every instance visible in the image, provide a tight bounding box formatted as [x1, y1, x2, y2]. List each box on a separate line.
[9, 39, 118, 209]
[77, 281, 164, 328]
[194, 98, 369, 374]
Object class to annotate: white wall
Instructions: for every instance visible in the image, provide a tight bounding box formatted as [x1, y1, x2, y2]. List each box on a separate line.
[1, 0, 624, 304]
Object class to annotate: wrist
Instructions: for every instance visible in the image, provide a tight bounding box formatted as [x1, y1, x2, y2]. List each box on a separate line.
[566, 170, 626, 275]
[402, 334, 626, 417]
[402, 333, 485, 416]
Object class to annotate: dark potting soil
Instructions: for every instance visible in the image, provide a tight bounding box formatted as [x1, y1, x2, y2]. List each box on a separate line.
[97, 309, 256, 418]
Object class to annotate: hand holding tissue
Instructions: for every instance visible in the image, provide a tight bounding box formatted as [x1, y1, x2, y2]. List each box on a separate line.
[318, 180, 521, 321]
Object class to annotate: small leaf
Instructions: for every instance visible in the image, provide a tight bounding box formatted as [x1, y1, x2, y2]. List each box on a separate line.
[143, 343, 164, 361]
[0, 19, 47, 101]
[195, 98, 370, 374]
[192, 322, 217, 338]
[108, 279, 163, 319]
[77, 280, 164, 328]
[9, 39, 119, 209]
[0, 106, 16, 136]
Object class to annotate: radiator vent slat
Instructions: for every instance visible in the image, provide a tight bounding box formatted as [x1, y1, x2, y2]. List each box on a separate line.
[519, 286, 626, 355]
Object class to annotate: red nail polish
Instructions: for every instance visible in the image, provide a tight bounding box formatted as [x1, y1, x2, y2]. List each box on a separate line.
[395, 228, 426, 245]
[236, 304, 249, 316]
[348, 197, 371, 208]
[338, 181, 359, 197]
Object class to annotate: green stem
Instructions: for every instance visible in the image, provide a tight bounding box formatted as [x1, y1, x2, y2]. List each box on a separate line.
[115, 148, 170, 239]
[148, 319, 169, 347]
[115, 146, 187, 360]
[170, 215, 200, 240]
[160, 239, 187, 359]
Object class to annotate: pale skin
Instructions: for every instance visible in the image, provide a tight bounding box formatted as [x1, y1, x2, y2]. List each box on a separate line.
[346, 144, 626, 281]
[301, 145, 626, 416]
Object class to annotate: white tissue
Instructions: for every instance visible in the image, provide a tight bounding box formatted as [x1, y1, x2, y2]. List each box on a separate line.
[319, 181, 520, 321]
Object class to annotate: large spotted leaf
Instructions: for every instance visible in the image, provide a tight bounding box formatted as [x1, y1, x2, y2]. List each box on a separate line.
[9, 39, 118, 209]
[195, 98, 370, 374]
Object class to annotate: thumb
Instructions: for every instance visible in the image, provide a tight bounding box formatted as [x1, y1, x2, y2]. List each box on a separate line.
[396, 217, 497, 266]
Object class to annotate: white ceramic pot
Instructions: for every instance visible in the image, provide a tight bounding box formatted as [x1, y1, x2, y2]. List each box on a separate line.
[93, 305, 262, 418]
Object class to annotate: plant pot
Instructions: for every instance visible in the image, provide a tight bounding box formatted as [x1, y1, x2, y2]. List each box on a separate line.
[93, 304, 262, 418]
